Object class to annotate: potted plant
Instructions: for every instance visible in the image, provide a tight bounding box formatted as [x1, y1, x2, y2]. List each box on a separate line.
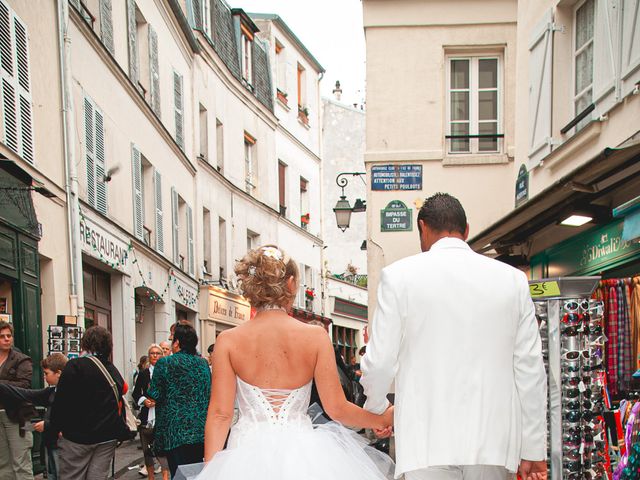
[305, 288, 315, 300]
[301, 213, 310, 225]
[277, 88, 288, 105]
[298, 105, 309, 125]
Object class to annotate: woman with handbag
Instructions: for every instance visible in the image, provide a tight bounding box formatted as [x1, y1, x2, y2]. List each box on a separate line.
[133, 344, 170, 480]
[49, 325, 130, 480]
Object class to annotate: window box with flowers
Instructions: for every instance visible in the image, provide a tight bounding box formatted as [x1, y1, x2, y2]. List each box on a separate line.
[298, 105, 309, 126]
[301, 213, 310, 230]
[304, 287, 315, 311]
[277, 88, 288, 107]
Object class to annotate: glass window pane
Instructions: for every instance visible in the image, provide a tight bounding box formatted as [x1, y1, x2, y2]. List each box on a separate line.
[575, 44, 593, 94]
[479, 122, 498, 152]
[479, 91, 497, 120]
[450, 123, 469, 152]
[479, 59, 498, 88]
[450, 60, 469, 89]
[576, 0, 595, 49]
[451, 91, 469, 121]
[575, 89, 593, 130]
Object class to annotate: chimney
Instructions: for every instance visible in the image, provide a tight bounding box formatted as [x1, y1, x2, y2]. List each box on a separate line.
[332, 80, 343, 101]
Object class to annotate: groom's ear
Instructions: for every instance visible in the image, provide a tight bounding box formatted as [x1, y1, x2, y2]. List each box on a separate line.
[463, 223, 470, 241]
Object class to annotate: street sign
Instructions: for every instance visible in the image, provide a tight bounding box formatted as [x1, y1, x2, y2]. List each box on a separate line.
[381, 200, 413, 232]
[372, 165, 422, 191]
[515, 164, 529, 207]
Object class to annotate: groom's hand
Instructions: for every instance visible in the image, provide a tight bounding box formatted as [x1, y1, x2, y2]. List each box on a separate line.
[518, 460, 547, 480]
[374, 406, 394, 438]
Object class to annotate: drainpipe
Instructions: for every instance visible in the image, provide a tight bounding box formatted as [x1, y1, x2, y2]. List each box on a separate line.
[317, 72, 327, 318]
[57, 0, 85, 327]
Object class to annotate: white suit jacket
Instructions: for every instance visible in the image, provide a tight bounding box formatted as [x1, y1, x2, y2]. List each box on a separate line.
[360, 237, 547, 477]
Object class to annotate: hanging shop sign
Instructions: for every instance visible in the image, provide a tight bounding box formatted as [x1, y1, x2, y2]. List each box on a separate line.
[203, 286, 250, 326]
[171, 274, 199, 310]
[515, 164, 529, 208]
[532, 219, 640, 276]
[381, 200, 413, 232]
[371, 165, 422, 191]
[79, 214, 129, 273]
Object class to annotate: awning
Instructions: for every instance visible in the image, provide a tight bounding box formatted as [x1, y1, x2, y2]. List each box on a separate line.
[290, 307, 332, 329]
[468, 141, 640, 263]
[0, 159, 42, 240]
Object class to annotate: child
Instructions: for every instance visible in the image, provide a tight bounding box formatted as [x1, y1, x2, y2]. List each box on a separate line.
[0, 352, 68, 480]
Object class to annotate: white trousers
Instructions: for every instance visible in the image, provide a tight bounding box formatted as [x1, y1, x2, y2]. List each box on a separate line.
[405, 466, 515, 480]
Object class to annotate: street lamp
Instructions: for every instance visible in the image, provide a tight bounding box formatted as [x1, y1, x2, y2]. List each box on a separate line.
[333, 172, 366, 231]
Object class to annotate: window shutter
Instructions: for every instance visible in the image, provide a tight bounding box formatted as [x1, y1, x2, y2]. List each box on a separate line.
[126, 0, 138, 85]
[148, 25, 161, 117]
[171, 187, 179, 264]
[2, 78, 17, 153]
[593, 0, 619, 117]
[527, 10, 554, 169]
[311, 267, 317, 312]
[620, 0, 640, 98]
[298, 263, 305, 307]
[131, 145, 143, 239]
[154, 169, 164, 253]
[173, 72, 184, 149]
[99, 0, 115, 55]
[84, 97, 95, 207]
[0, 1, 13, 78]
[94, 108, 107, 215]
[186, 204, 194, 275]
[191, 0, 203, 30]
[13, 14, 32, 164]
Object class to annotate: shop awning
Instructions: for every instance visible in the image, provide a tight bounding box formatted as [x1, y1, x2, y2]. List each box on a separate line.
[0, 158, 43, 240]
[468, 141, 640, 264]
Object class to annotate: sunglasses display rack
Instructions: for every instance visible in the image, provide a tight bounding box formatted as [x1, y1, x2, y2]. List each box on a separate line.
[531, 276, 607, 479]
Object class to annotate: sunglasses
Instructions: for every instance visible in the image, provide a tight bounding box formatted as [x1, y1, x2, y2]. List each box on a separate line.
[564, 399, 595, 410]
[587, 336, 607, 346]
[561, 349, 590, 361]
[562, 313, 584, 325]
[565, 300, 590, 312]
[562, 325, 582, 336]
[584, 324, 603, 335]
[582, 362, 604, 372]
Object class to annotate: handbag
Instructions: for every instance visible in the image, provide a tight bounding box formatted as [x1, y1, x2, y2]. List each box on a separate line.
[87, 356, 138, 440]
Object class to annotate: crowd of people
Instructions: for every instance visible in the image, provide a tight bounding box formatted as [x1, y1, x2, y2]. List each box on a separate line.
[0, 317, 215, 480]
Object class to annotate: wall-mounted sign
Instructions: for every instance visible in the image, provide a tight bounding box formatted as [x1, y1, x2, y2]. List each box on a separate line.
[515, 164, 529, 207]
[172, 274, 199, 311]
[372, 165, 423, 191]
[381, 200, 413, 232]
[203, 286, 251, 326]
[79, 214, 129, 272]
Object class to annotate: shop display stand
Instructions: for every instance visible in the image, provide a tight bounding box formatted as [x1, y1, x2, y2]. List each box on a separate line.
[530, 276, 602, 479]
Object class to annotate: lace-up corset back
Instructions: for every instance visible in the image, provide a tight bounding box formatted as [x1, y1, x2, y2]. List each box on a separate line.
[234, 377, 313, 429]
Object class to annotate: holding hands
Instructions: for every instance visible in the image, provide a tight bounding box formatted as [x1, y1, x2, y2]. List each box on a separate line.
[374, 405, 394, 438]
[518, 460, 547, 480]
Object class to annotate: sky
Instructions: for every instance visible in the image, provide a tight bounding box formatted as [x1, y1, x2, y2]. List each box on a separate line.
[236, 0, 366, 107]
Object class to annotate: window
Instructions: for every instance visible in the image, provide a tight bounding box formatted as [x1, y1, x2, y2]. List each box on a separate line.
[134, 7, 149, 97]
[574, 0, 595, 130]
[215, 118, 224, 172]
[218, 217, 227, 280]
[241, 31, 252, 84]
[447, 56, 501, 154]
[297, 63, 306, 107]
[247, 230, 259, 251]
[141, 156, 154, 245]
[171, 189, 193, 274]
[300, 177, 309, 230]
[0, 1, 34, 163]
[199, 104, 208, 161]
[278, 161, 287, 216]
[72, 0, 114, 54]
[332, 325, 359, 364]
[84, 97, 107, 214]
[131, 147, 163, 252]
[202, 207, 211, 277]
[275, 40, 287, 102]
[244, 132, 256, 195]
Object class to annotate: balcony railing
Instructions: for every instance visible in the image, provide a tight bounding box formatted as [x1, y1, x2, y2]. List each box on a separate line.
[332, 273, 368, 288]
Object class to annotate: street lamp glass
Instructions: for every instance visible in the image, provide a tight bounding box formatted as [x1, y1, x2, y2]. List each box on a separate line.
[333, 196, 353, 232]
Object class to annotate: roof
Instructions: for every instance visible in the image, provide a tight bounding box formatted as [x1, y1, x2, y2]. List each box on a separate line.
[167, 0, 201, 53]
[231, 8, 260, 33]
[248, 13, 326, 73]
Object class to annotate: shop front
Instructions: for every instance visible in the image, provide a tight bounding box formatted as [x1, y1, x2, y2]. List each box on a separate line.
[199, 285, 251, 349]
[330, 297, 368, 364]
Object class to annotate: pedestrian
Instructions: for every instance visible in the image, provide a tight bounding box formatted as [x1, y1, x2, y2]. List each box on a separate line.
[148, 323, 211, 477]
[50, 325, 130, 480]
[159, 341, 172, 357]
[206, 344, 214, 367]
[360, 193, 547, 480]
[132, 344, 169, 480]
[0, 320, 34, 480]
[0, 353, 68, 480]
[133, 355, 149, 389]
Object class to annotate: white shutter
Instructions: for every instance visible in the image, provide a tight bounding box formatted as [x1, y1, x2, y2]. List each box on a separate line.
[191, 0, 203, 29]
[593, 0, 619, 117]
[298, 262, 305, 307]
[148, 25, 161, 117]
[186, 204, 194, 275]
[99, 0, 115, 55]
[131, 145, 143, 239]
[173, 71, 184, 149]
[154, 169, 164, 253]
[171, 187, 179, 264]
[126, 0, 138, 85]
[13, 14, 32, 164]
[2, 78, 16, 153]
[84, 97, 95, 207]
[311, 267, 318, 313]
[620, 0, 640, 98]
[528, 10, 554, 168]
[94, 108, 107, 215]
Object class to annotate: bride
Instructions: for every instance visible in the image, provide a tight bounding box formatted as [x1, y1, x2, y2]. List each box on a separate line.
[191, 245, 394, 479]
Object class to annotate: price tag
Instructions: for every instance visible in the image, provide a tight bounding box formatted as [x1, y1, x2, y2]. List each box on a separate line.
[529, 281, 561, 298]
[578, 381, 586, 393]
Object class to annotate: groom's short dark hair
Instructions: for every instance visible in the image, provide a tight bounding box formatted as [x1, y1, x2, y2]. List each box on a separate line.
[418, 193, 467, 235]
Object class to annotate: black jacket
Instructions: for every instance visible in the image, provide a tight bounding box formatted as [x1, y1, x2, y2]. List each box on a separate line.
[0, 384, 57, 447]
[132, 368, 151, 426]
[49, 356, 126, 445]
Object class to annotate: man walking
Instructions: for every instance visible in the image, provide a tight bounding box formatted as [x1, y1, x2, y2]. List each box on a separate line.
[360, 193, 547, 480]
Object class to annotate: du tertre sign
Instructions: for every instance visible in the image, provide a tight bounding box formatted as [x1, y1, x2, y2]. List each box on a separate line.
[381, 200, 413, 232]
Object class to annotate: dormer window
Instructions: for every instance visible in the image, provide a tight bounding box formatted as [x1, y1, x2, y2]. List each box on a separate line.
[241, 29, 253, 84]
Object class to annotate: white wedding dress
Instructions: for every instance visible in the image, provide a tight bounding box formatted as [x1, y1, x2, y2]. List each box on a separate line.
[188, 376, 394, 480]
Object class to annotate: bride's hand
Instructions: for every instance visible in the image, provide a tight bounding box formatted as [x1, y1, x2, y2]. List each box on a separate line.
[374, 406, 394, 438]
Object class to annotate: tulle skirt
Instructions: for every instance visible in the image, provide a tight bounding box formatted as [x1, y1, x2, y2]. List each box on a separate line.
[176, 422, 395, 480]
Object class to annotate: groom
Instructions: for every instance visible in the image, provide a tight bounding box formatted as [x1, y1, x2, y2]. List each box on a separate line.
[360, 193, 547, 480]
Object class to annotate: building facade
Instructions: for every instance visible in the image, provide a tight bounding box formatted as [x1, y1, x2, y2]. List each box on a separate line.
[2, 0, 327, 385]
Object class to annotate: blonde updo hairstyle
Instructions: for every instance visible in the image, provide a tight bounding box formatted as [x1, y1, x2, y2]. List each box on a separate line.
[235, 245, 299, 309]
